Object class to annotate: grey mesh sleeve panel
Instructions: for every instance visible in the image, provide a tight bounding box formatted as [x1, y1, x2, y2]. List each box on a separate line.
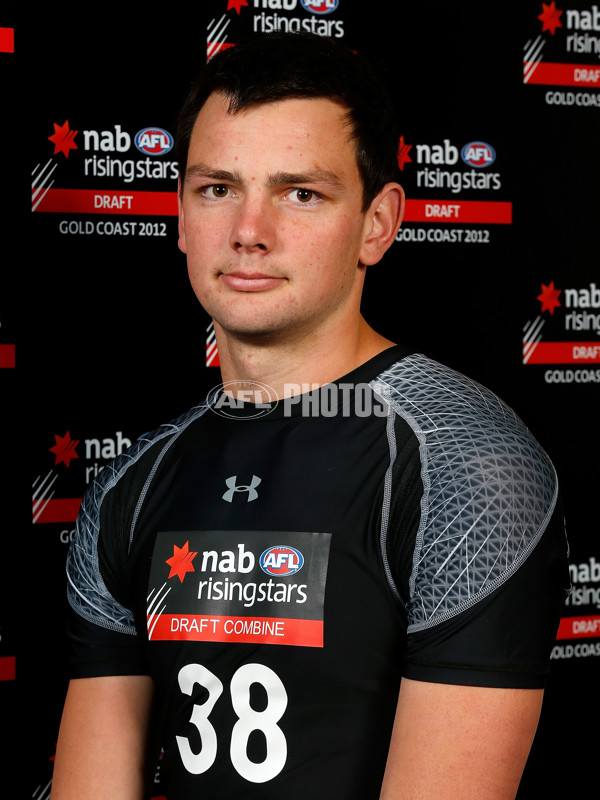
[372, 354, 558, 634]
[65, 404, 209, 636]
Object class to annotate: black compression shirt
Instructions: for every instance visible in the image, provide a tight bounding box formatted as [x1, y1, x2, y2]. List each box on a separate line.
[65, 346, 569, 799]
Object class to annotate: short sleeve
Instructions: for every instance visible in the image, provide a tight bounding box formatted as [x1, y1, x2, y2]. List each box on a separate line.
[402, 497, 569, 687]
[64, 404, 211, 677]
[374, 354, 570, 688]
[65, 455, 146, 677]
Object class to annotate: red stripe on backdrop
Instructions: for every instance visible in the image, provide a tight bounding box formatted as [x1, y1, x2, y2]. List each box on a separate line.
[0, 28, 14, 53]
[0, 345, 15, 367]
[525, 62, 600, 87]
[33, 188, 178, 215]
[33, 498, 82, 524]
[524, 342, 600, 364]
[404, 200, 512, 224]
[0, 657, 16, 681]
[557, 616, 600, 640]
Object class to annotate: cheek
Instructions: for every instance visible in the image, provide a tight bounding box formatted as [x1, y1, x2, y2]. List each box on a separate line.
[183, 218, 227, 262]
[307, 221, 363, 278]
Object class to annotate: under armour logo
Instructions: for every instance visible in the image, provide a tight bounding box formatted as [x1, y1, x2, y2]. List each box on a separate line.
[222, 475, 261, 503]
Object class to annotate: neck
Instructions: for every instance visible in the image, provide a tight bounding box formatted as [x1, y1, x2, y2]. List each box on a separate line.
[214, 316, 395, 399]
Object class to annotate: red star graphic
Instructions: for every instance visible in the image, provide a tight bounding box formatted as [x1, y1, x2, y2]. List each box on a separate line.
[48, 120, 78, 158]
[227, 0, 248, 14]
[538, 2, 563, 35]
[397, 135, 412, 171]
[537, 280, 562, 314]
[49, 431, 80, 467]
[166, 540, 198, 583]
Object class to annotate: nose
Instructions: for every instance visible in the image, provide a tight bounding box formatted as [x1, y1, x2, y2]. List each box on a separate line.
[229, 193, 274, 254]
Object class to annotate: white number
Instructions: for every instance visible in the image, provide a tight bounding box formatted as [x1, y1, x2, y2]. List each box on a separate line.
[176, 662, 288, 784]
[230, 663, 288, 783]
[176, 663, 223, 774]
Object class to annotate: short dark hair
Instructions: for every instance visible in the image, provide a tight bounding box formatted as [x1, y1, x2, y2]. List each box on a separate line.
[175, 32, 401, 210]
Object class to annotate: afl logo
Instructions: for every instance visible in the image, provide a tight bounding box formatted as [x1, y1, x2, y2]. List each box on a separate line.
[301, 0, 339, 14]
[135, 127, 173, 156]
[260, 546, 304, 576]
[461, 141, 496, 168]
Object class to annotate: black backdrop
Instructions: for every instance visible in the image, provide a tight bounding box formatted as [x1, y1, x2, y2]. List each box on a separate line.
[2, 3, 599, 797]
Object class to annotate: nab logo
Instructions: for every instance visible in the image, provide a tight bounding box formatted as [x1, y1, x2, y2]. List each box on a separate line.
[135, 127, 173, 156]
[222, 475, 261, 503]
[260, 546, 304, 576]
[301, 0, 339, 14]
[461, 141, 496, 168]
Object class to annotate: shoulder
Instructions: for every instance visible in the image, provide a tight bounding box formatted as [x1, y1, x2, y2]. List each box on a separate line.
[75, 402, 209, 546]
[371, 353, 559, 632]
[66, 402, 210, 633]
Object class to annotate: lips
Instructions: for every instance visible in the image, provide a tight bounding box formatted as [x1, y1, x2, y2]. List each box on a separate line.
[219, 271, 286, 292]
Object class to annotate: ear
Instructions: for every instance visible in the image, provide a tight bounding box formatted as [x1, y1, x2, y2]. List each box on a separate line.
[177, 176, 187, 254]
[359, 183, 405, 267]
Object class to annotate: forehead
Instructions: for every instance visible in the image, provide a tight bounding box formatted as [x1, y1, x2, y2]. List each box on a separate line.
[187, 92, 359, 177]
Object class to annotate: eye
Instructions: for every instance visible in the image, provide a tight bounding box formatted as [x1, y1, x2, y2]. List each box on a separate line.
[289, 188, 321, 204]
[208, 184, 230, 198]
[199, 184, 232, 199]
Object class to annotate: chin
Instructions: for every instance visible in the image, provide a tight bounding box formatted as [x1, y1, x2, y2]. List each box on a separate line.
[213, 316, 287, 344]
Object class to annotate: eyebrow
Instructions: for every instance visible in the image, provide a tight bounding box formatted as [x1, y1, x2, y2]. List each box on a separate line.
[267, 170, 345, 192]
[185, 163, 346, 192]
[185, 163, 243, 183]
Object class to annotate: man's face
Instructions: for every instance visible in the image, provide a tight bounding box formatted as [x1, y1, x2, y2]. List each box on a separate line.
[178, 92, 375, 345]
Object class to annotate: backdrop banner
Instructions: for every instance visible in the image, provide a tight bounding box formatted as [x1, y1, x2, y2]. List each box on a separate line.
[1, 3, 598, 798]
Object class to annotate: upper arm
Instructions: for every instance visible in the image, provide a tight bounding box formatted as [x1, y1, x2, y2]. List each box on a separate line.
[379, 678, 543, 800]
[51, 675, 154, 800]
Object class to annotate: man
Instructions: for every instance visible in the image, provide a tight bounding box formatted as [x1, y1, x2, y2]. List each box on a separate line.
[51, 33, 568, 799]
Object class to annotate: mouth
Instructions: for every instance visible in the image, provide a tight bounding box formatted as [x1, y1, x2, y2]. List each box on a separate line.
[219, 271, 286, 292]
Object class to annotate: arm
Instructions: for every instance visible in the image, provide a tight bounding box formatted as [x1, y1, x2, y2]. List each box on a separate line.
[379, 678, 543, 800]
[51, 675, 154, 800]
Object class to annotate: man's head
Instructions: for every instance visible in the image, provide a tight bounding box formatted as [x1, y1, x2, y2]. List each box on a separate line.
[176, 32, 401, 211]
